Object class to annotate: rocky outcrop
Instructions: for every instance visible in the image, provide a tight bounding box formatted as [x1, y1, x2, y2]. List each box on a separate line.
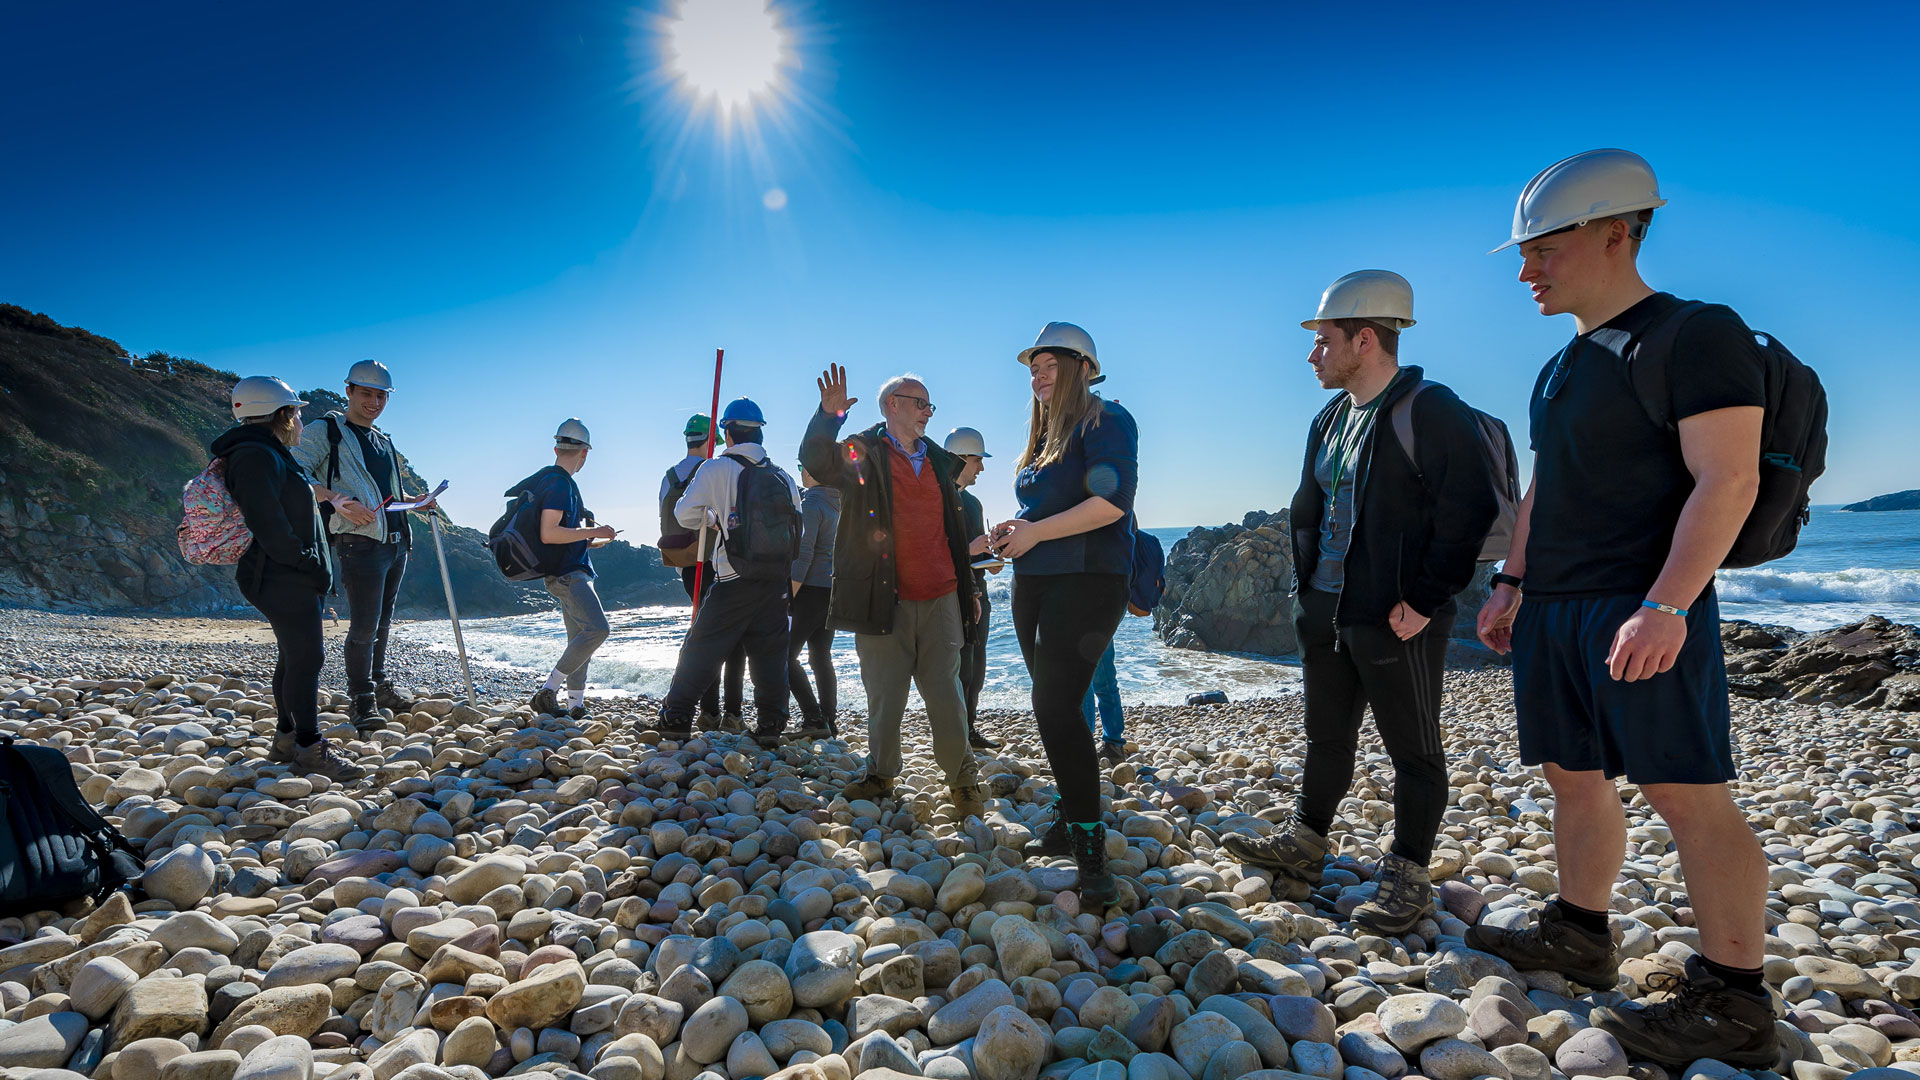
[1840, 489, 1920, 512]
[1153, 511, 1505, 666]
[1154, 511, 1298, 657]
[1723, 615, 1920, 709]
[0, 303, 677, 617]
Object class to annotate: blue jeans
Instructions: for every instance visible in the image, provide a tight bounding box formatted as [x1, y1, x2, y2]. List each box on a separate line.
[1080, 641, 1122, 743]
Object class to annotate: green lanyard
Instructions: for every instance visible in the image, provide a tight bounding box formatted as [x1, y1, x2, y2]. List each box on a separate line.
[1325, 398, 1378, 509]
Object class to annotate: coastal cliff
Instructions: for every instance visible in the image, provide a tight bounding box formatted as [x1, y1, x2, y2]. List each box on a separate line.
[0, 304, 676, 616]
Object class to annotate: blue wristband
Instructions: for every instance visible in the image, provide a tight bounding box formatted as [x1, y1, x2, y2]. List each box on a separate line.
[1642, 600, 1688, 618]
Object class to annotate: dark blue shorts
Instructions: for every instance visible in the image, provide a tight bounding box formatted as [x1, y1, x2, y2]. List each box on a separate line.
[1511, 589, 1735, 785]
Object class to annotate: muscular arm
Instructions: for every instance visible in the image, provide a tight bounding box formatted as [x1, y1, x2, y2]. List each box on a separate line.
[1648, 406, 1763, 609]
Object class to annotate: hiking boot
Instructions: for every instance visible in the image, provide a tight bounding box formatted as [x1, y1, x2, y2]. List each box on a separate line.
[1591, 955, 1779, 1069]
[374, 681, 413, 713]
[1466, 901, 1620, 988]
[269, 729, 299, 764]
[845, 773, 894, 802]
[1070, 821, 1118, 907]
[1220, 819, 1329, 886]
[1353, 853, 1436, 936]
[568, 704, 591, 722]
[697, 710, 722, 731]
[1022, 816, 1073, 860]
[653, 713, 693, 741]
[793, 717, 833, 741]
[530, 687, 561, 716]
[720, 712, 746, 733]
[1098, 739, 1126, 766]
[291, 738, 367, 783]
[949, 777, 986, 820]
[751, 722, 786, 750]
[350, 694, 385, 734]
[968, 726, 1002, 750]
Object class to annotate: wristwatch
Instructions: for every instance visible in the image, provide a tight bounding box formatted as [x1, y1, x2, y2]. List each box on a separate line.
[1491, 572, 1523, 591]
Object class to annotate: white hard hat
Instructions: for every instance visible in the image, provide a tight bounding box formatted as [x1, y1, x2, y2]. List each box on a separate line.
[1491, 148, 1667, 254]
[555, 418, 593, 449]
[943, 427, 991, 458]
[346, 359, 393, 393]
[1018, 322, 1103, 385]
[230, 376, 305, 421]
[1302, 270, 1416, 331]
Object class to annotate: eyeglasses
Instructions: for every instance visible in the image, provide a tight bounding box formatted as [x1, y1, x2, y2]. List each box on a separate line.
[890, 393, 936, 415]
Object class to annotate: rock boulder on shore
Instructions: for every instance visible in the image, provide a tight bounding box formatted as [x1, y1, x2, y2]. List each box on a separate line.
[1724, 615, 1920, 709]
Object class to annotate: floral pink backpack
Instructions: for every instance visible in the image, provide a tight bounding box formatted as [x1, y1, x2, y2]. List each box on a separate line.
[178, 459, 253, 565]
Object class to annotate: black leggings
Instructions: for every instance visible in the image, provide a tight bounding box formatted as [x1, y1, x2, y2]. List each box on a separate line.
[1013, 572, 1127, 825]
[787, 584, 836, 725]
[1293, 587, 1453, 864]
[241, 572, 327, 744]
[959, 584, 990, 726]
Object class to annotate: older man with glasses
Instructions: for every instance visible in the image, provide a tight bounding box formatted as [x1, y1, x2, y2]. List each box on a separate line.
[801, 365, 985, 820]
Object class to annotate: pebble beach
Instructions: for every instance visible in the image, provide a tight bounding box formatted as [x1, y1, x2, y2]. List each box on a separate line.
[0, 608, 1917, 1080]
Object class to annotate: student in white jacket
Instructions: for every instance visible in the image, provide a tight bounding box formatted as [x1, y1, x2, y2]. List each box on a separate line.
[653, 398, 802, 746]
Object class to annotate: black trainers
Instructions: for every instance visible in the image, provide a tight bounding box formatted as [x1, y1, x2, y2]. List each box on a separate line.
[968, 726, 1002, 750]
[567, 704, 591, 722]
[751, 723, 786, 749]
[530, 687, 561, 716]
[654, 712, 692, 740]
[1466, 901, 1620, 988]
[1353, 853, 1435, 936]
[374, 681, 413, 713]
[1591, 955, 1779, 1069]
[350, 694, 385, 734]
[1070, 821, 1118, 907]
[1220, 819, 1329, 885]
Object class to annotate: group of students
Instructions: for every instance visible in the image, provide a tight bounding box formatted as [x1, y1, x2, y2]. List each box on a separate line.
[210, 146, 1797, 1070]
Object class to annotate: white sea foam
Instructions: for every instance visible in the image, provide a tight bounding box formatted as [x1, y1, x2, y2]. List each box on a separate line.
[1717, 567, 1920, 605]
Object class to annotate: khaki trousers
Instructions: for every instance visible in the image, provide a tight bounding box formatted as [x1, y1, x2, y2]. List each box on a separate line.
[856, 592, 973, 784]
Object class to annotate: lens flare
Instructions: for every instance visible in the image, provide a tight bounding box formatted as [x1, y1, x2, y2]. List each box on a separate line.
[665, 0, 790, 112]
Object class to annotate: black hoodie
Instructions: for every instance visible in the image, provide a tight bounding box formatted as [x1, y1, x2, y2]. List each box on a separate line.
[1289, 366, 1497, 625]
[211, 423, 331, 594]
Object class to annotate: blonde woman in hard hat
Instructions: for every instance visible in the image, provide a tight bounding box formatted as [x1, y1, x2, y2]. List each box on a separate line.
[992, 322, 1138, 909]
[1470, 150, 1776, 1070]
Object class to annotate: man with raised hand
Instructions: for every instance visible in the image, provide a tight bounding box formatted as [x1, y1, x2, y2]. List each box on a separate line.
[1472, 149, 1776, 1070]
[801, 366, 985, 820]
[1220, 271, 1496, 936]
[297, 359, 435, 732]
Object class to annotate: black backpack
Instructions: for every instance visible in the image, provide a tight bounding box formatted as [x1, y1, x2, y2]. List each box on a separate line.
[488, 469, 563, 581]
[1628, 301, 1829, 569]
[0, 736, 143, 916]
[1389, 381, 1523, 562]
[723, 455, 801, 583]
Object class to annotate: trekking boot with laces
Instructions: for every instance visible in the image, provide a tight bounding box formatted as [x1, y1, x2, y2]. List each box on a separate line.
[653, 711, 693, 741]
[269, 728, 299, 764]
[530, 687, 561, 716]
[1022, 816, 1072, 859]
[1098, 740, 1126, 766]
[567, 704, 592, 722]
[1220, 819, 1329, 886]
[1070, 821, 1118, 907]
[1466, 900, 1619, 988]
[948, 765, 986, 820]
[1353, 852, 1436, 936]
[793, 716, 832, 741]
[1591, 955, 1778, 1069]
[350, 694, 385, 734]
[720, 712, 747, 733]
[292, 738, 367, 783]
[845, 773, 894, 802]
[751, 721, 787, 750]
[374, 681, 413, 713]
[968, 725, 1002, 750]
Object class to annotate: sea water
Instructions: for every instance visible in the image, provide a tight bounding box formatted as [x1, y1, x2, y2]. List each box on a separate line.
[393, 511, 1920, 701]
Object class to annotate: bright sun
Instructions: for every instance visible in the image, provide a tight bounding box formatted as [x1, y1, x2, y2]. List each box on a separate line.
[666, 0, 788, 112]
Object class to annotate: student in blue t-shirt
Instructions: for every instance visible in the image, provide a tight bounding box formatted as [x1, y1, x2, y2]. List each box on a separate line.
[990, 322, 1137, 909]
[527, 419, 617, 720]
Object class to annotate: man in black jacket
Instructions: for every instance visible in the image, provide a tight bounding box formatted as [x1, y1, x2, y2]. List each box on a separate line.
[800, 365, 984, 820]
[1222, 270, 1496, 934]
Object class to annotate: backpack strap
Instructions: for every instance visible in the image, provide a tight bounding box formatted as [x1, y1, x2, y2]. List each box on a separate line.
[1627, 300, 1711, 432]
[1389, 379, 1437, 476]
[324, 416, 344, 488]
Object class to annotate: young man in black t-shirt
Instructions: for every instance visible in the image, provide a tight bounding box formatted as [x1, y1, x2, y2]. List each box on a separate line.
[1473, 150, 1777, 1069]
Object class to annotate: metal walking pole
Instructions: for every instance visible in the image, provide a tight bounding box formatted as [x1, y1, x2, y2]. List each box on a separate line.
[690, 348, 725, 617]
[429, 509, 477, 705]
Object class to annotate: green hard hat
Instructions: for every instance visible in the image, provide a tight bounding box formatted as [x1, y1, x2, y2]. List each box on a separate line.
[684, 414, 712, 438]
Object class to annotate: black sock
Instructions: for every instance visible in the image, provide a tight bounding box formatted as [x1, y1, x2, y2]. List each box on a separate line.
[1552, 897, 1610, 935]
[295, 731, 321, 748]
[1700, 956, 1766, 996]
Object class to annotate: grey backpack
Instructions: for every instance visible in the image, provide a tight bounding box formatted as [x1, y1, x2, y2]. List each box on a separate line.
[1390, 381, 1520, 562]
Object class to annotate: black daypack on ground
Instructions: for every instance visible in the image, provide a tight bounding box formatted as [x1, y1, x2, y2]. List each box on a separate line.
[0, 736, 143, 916]
[488, 469, 560, 581]
[1390, 381, 1522, 562]
[723, 455, 801, 583]
[1629, 301, 1829, 569]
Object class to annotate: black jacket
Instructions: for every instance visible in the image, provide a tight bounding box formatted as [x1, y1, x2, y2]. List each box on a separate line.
[211, 424, 331, 594]
[1289, 366, 1496, 624]
[800, 409, 978, 638]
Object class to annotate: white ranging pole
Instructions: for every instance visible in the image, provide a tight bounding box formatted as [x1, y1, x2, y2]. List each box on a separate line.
[429, 510, 476, 705]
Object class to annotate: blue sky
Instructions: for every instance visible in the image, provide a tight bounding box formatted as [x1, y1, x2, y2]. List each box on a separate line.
[6, 2, 1917, 533]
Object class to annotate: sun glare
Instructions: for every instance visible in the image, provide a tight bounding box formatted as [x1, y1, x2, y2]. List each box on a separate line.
[666, 0, 788, 112]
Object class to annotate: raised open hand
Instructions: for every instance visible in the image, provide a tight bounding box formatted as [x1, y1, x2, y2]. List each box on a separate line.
[818, 364, 859, 416]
